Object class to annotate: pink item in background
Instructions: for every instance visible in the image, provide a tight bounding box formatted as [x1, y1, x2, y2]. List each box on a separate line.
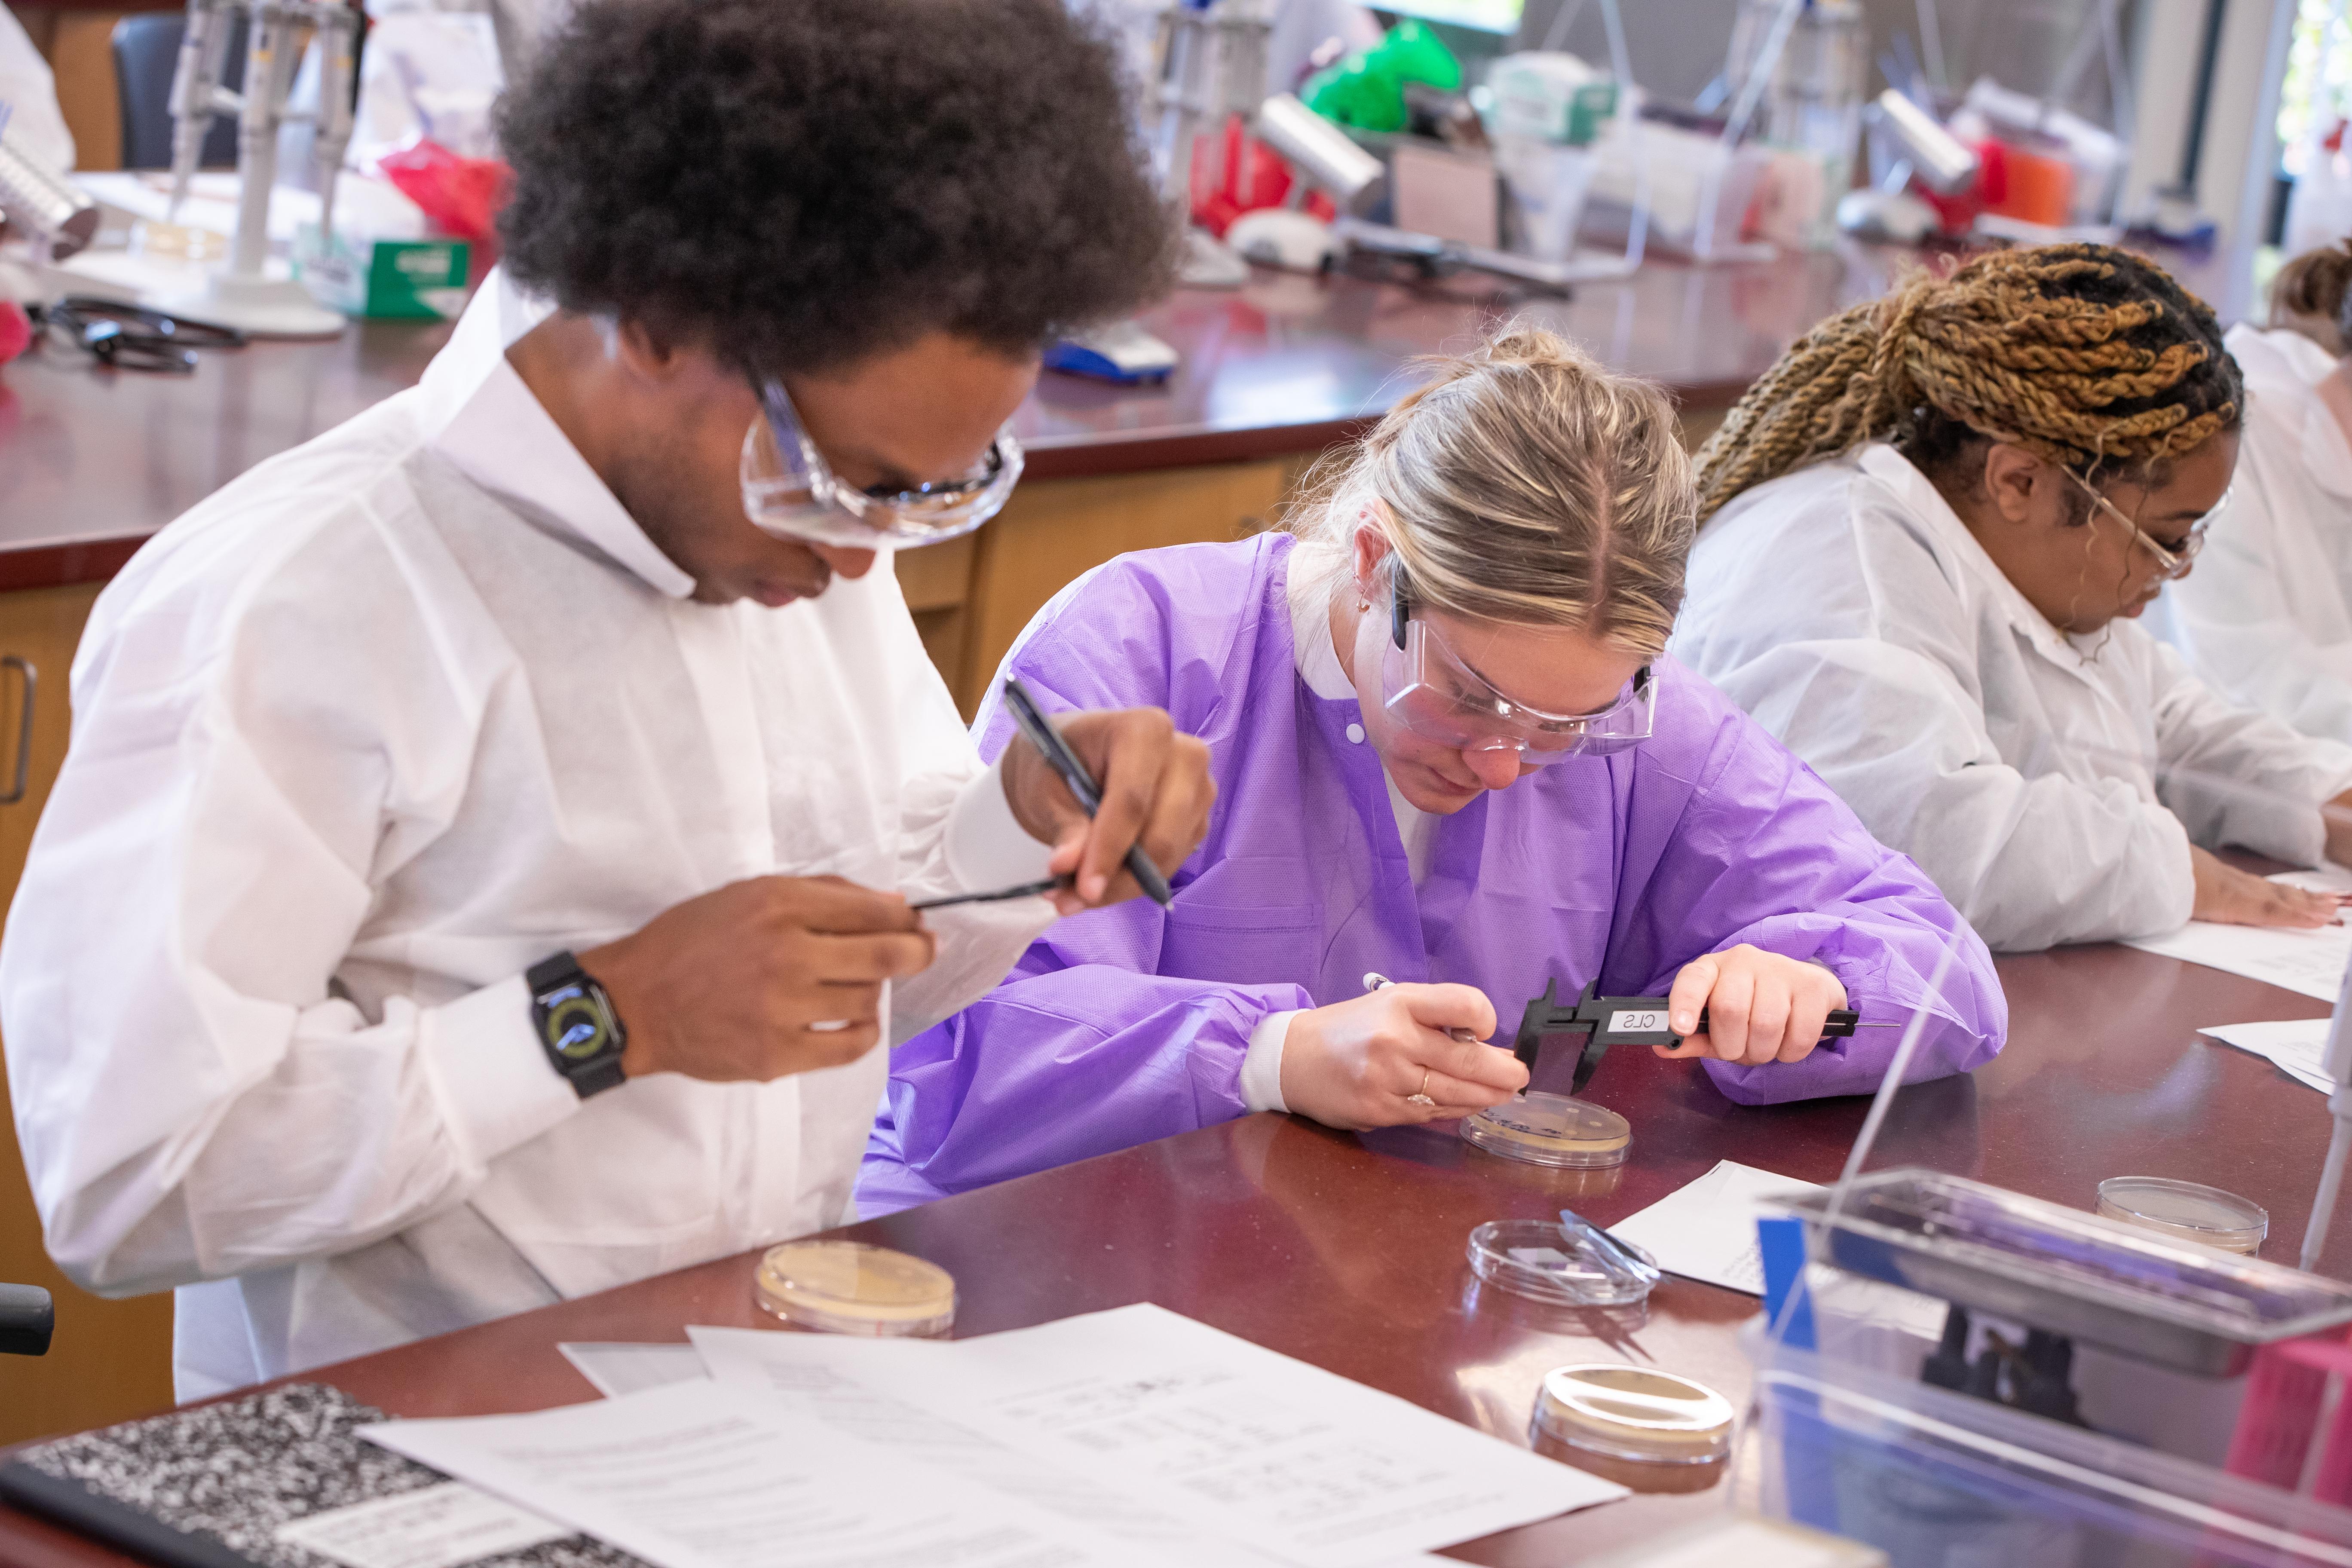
[0, 302, 30, 366]
[377, 138, 509, 246]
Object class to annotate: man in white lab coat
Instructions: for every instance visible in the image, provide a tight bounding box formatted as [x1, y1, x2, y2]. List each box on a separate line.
[0, 0, 1208, 1396]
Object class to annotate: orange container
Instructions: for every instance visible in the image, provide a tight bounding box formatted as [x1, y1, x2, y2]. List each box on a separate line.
[1982, 137, 2074, 227]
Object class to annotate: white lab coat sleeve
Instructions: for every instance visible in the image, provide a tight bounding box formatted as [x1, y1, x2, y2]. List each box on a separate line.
[2158, 450, 2352, 747]
[0, 546, 578, 1299]
[1715, 632, 2196, 953]
[2147, 637, 2352, 864]
[873, 559, 1057, 1043]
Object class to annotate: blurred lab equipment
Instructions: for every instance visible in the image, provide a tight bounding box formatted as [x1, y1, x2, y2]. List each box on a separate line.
[1150, 0, 1274, 286]
[1719, 0, 1864, 248]
[28, 295, 246, 372]
[0, 1284, 51, 1357]
[0, 119, 99, 262]
[148, 0, 360, 335]
[1041, 320, 1180, 383]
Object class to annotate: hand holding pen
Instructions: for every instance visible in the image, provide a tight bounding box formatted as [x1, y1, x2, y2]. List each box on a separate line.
[930, 679, 1213, 917]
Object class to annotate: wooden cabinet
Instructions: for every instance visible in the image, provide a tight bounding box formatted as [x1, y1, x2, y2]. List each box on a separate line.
[945, 456, 1303, 717]
[0, 582, 175, 1446]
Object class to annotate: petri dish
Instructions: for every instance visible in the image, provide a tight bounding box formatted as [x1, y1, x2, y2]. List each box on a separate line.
[1532, 1363, 1735, 1464]
[1468, 1218, 1657, 1307]
[1461, 1092, 1630, 1168]
[2097, 1176, 2268, 1256]
[753, 1240, 956, 1337]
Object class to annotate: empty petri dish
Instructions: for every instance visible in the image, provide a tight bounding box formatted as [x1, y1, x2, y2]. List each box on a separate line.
[1461, 1092, 1631, 1168]
[2096, 1176, 2268, 1256]
[753, 1240, 956, 1337]
[1532, 1363, 1735, 1464]
[1468, 1217, 1658, 1307]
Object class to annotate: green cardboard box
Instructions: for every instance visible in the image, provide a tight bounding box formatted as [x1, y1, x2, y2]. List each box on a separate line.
[296, 226, 471, 320]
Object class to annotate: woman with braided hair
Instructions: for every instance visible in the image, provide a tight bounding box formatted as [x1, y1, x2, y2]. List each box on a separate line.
[860, 326, 2002, 1214]
[2150, 239, 2352, 746]
[1673, 244, 2352, 954]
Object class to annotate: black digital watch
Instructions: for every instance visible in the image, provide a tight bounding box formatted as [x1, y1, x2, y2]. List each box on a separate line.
[527, 951, 628, 1099]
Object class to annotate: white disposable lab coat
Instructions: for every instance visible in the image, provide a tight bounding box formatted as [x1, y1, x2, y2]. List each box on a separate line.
[2150, 324, 2352, 744]
[0, 7, 75, 171]
[1670, 444, 2352, 953]
[0, 273, 1055, 1396]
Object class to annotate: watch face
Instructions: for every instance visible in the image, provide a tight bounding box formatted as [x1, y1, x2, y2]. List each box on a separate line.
[540, 982, 616, 1061]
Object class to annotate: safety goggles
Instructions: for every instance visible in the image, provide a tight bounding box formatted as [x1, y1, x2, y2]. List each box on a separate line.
[30, 297, 245, 374]
[2064, 468, 2228, 582]
[738, 378, 1024, 549]
[1375, 564, 1655, 763]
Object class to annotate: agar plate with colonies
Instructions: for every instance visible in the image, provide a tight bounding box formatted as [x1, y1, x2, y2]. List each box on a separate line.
[1461, 1091, 1630, 1168]
[754, 1240, 956, 1337]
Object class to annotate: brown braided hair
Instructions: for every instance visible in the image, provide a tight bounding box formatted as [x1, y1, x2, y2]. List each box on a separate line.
[1693, 244, 2242, 523]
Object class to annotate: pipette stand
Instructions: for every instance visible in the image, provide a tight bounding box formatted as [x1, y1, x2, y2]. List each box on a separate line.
[1148, 0, 1270, 288]
[149, 0, 354, 338]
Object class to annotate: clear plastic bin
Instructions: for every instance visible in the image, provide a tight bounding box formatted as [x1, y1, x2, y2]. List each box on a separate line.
[1742, 1321, 2352, 1568]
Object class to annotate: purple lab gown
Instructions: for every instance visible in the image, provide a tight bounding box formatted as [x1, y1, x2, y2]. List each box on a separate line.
[859, 534, 2005, 1213]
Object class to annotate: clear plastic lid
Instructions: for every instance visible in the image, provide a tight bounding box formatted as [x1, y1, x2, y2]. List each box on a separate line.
[1469, 1215, 1660, 1307]
[753, 1240, 957, 1337]
[2096, 1176, 2268, 1256]
[1532, 1363, 1735, 1464]
[1460, 1093, 1631, 1168]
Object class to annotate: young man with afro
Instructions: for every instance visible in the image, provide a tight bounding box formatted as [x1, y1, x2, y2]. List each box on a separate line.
[1, 0, 1210, 1397]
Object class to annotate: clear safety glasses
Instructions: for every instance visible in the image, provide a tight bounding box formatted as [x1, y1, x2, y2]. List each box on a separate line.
[739, 378, 1025, 549]
[2064, 468, 2229, 582]
[1376, 565, 1655, 763]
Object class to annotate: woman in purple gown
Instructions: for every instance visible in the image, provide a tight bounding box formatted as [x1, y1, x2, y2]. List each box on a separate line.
[860, 328, 2006, 1213]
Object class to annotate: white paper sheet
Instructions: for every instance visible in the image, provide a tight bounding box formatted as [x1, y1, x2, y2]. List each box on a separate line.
[2199, 1017, 2337, 1091]
[557, 1341, 710, 1398]
[696, 1305, 1621, 1568]
[273, 1482, 570, 1568]
[2124, 867, 2352, 1002]
[1607, 1159, 1821, 1295]
[364, 1380, 1169, 1568]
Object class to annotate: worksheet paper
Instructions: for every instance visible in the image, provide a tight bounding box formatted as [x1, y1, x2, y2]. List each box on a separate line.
[2199, 1017, 2336, 1092]
[273, 1482, 570, 1568]
[2124, 867, 2352, 1002]
[364, 1380, 1166, 1568]
[1606, 1158, 1822, 1295]
[694, 1304, 1622, 1568]
[557, 1341, 710, 1398]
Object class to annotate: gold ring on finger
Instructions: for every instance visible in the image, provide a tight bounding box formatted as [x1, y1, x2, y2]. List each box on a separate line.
[1406, 1068, 1436, 1109]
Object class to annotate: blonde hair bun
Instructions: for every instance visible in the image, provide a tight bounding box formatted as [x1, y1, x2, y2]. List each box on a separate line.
[1283, 321, 1695, 660]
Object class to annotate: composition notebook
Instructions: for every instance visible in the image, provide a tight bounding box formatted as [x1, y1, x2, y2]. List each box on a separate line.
[0, 1383, 646, 1568]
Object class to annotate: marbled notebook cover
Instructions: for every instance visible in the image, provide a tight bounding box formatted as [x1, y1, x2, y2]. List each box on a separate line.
[0, 1382, 645, 1568]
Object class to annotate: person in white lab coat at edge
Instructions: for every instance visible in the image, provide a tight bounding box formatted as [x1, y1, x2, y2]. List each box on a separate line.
[0, 0, 1212, 1398]
[1671, 244, 2352, 954]
[2150, 239, 2352, 745]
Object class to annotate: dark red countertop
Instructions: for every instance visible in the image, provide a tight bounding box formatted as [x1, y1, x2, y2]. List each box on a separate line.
[0, 937, 2340, 1566]
[0, 252, 1884, 593]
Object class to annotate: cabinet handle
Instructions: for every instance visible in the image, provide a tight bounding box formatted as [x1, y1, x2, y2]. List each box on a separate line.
[0, 656, 33, 805]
